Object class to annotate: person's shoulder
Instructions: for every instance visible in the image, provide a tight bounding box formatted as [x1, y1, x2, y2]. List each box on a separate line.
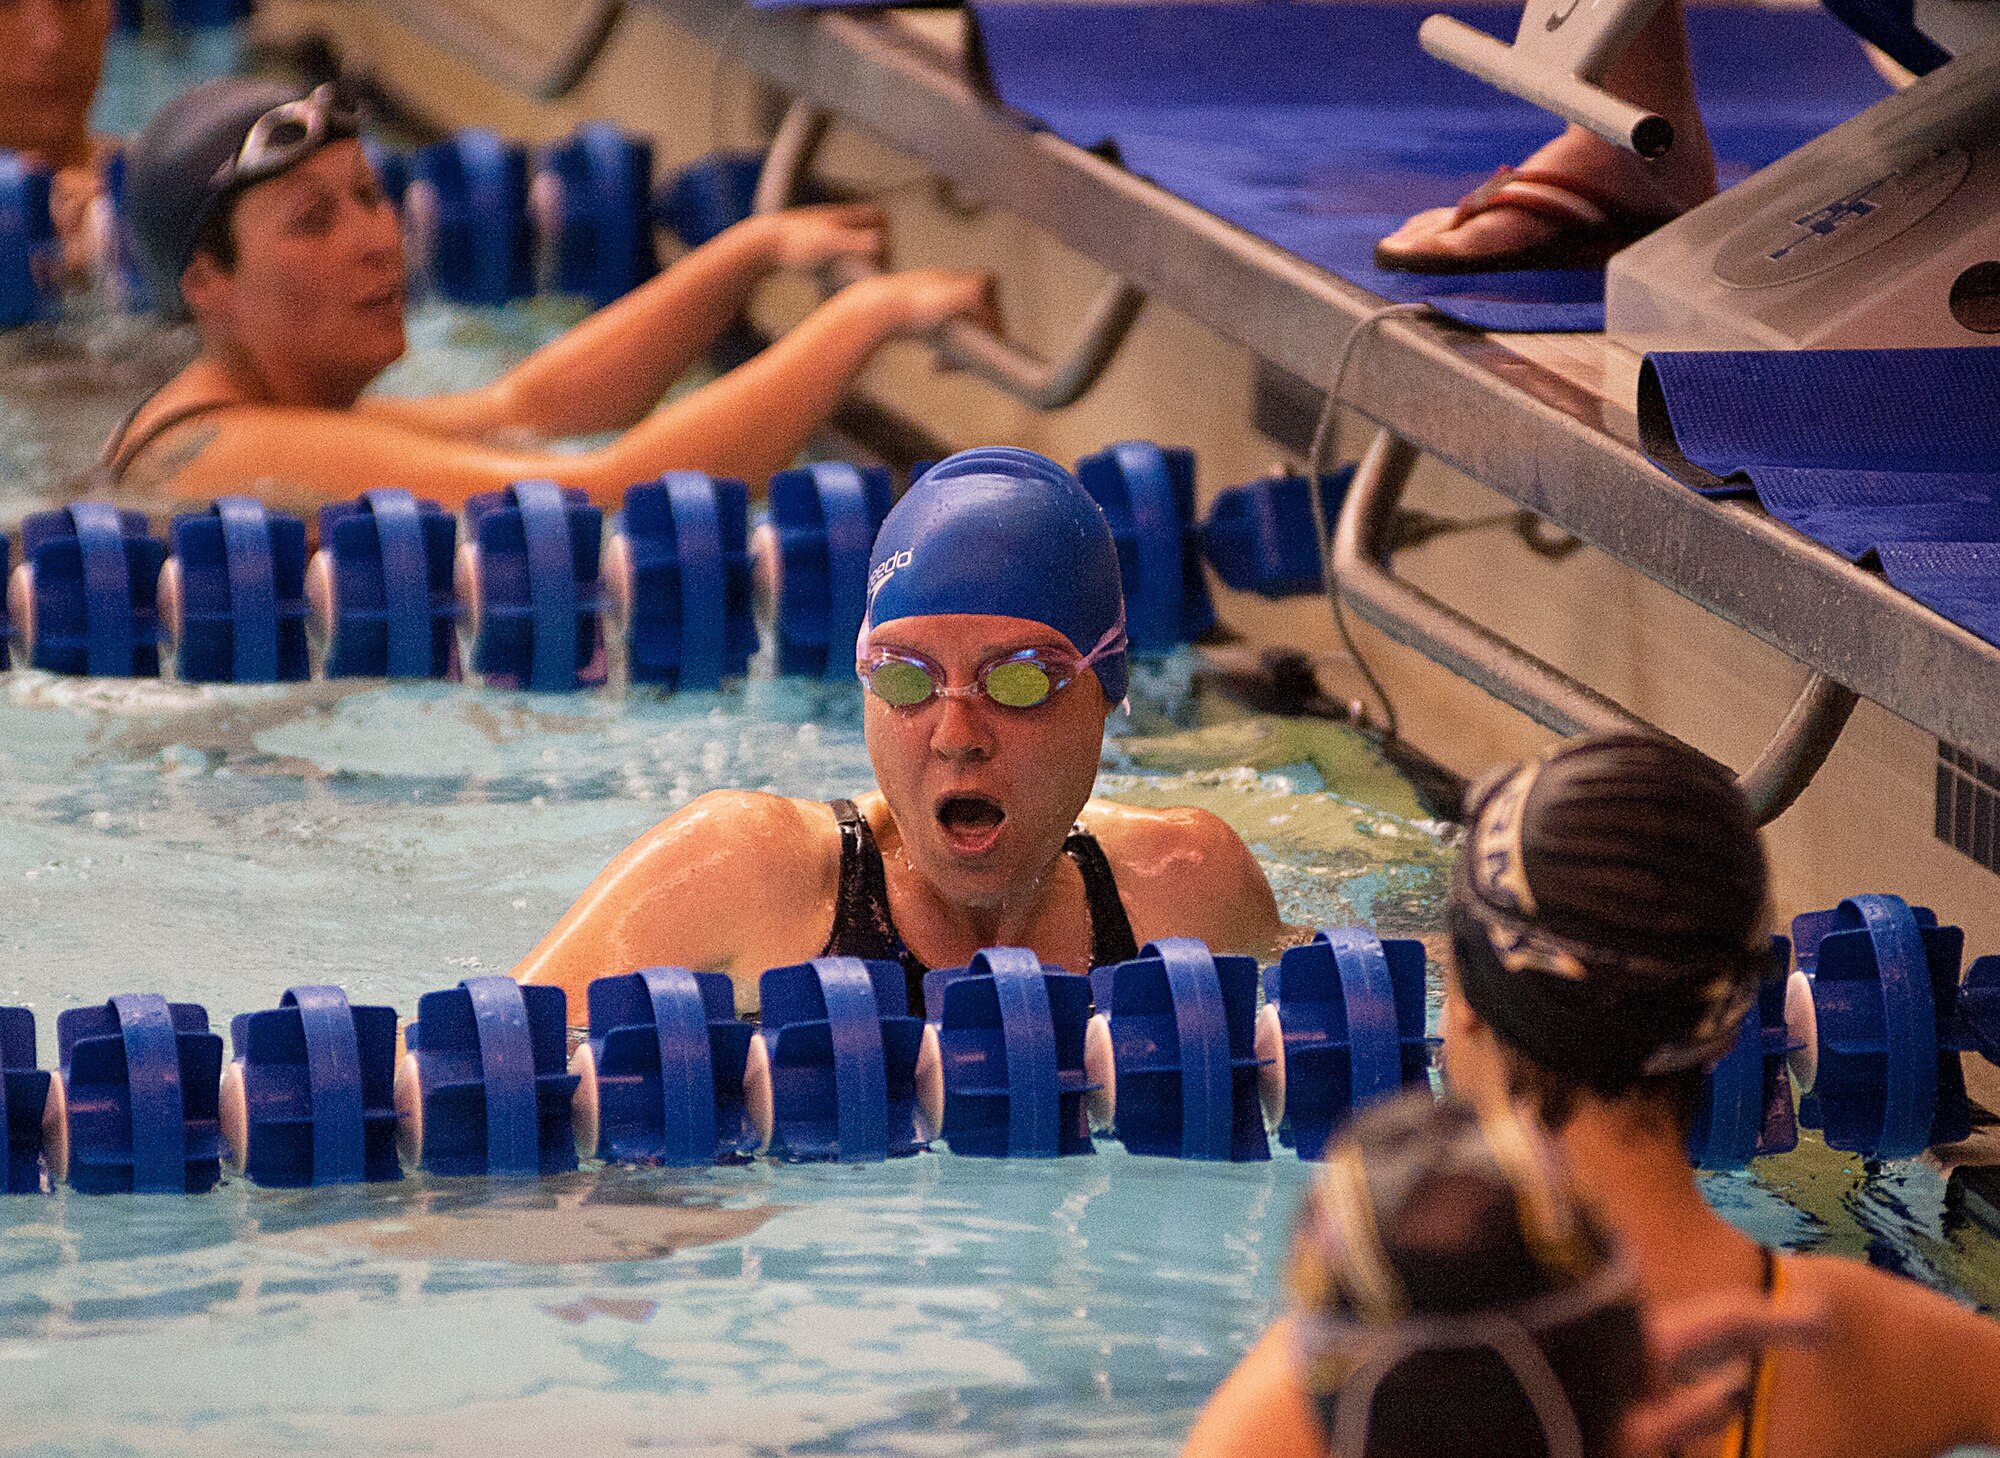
[667, 790, 838, 874]
[617, 790, 841, 954]
[1079, 800, 1282, 956]
[1774, 1249, 2000, 1445]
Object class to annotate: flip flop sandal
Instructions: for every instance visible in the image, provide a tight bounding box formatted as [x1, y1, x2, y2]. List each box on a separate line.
[1373, 164, 1684, 275]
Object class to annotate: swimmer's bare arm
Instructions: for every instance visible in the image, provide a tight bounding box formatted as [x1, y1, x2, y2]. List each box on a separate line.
[134, 269, 996, 512]
[1789, 1254, 2000, 1453]
[510, 791, 841, 1022]
[1084, 803, 1289, 960]
[1183, 1321, 1322, 1458]
[362, 206, 891, 441]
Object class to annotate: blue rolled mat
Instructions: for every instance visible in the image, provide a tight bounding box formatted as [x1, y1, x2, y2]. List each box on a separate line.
[969, 2, 1886, 331]
[1637, 347, 2000, 647]
[1877, 544, 2000, 647]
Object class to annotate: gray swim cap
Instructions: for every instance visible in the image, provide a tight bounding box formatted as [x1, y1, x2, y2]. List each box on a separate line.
[124, 77, 346, 316]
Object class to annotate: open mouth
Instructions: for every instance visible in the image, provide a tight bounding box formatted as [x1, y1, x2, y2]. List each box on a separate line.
[935, 793, 1006, 855]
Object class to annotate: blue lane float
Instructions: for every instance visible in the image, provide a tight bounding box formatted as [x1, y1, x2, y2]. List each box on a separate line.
[572, 967, 756, 1166]
[607, 473, 757, 690]
[0, 1007, 50, 1194]
[1959, 953, 2000, 1070]
[398, 976, 579, 1178]
[1087, 938, 1267, 1161]
[161, 497, 311, 683]
[0, 152, 59, 328]
[1076, 441, 1215, 652]
[654, 152, 768, 248]
[916, 948, 1095, 1159]
[1792, 894, 1971, 1160]
[751, 958, 925, 1163]
[536, 123, 658, 307]
[408, 129, 535, 307]
[97, 151, 154, 313]
[312, 489, 460, 679]
[755, 461, 895, 678]
[364, 139, 410, 211]
[460, 480, 607, 691]
[221, 986, 401, 1187]
[1200, 469, 1354, 600]
[12, 503, 166, 677]
[51, 994, 223, 1194]
[1687, 938, 1801, 1171]
[1260, 928, 1432, 1160]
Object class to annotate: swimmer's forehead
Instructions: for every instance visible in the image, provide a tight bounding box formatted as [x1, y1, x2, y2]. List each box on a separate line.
[864, 612, 1073, 658]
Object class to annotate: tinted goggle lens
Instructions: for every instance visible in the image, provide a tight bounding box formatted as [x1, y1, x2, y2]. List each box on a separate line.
[862, 653, 1064, 709]
[867, 657, 937, 707]
[984, 658, 1056, 707]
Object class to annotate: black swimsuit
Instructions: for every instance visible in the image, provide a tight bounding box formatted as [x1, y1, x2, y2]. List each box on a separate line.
[821, 798, 1139, 1010]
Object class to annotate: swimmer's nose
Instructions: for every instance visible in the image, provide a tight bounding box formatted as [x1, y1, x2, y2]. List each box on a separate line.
[929, 691, 995, 763]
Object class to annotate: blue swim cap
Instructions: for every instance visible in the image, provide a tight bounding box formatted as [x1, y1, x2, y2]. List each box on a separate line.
[125, 78, 348, 317]
[864, 447, 1128, 704]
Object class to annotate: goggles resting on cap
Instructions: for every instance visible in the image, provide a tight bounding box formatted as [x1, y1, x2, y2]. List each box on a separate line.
[211, 83, 361, 195]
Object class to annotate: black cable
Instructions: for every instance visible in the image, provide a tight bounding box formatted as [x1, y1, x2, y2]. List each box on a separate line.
[1301, 301, 1430, 748]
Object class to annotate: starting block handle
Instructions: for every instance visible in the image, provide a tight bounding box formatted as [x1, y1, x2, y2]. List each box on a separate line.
[753, 101, 1145, 412]
[1417, 12, 1673, 156]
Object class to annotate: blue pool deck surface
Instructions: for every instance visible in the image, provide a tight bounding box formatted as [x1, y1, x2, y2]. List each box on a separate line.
[0, 32, 1998, 1455]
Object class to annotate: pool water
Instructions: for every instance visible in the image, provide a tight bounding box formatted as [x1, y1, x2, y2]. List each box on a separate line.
[0, 663, 1995, 1456]
[0, 665, 1435, 1457]
[4, 47, 2000, 1447]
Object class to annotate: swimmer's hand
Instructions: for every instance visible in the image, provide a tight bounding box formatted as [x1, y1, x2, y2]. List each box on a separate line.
[750, 203, 891, 271]
[1621, 1289, 1828, 1458]
[862, 267, 1002, 340]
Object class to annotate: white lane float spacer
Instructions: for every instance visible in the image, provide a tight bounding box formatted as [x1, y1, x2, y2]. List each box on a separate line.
[1785, 967, 1819, 1096]
[1254, 1001, 1286, 1133]
[599, 530, 634, 637]
[217, 1059, 249, 1174]
[913, 1022, 944, 1142]
[567, 1040, 601, 1160]
[40, 1069, 67, 1186]
[743, 1032, 774, 1154]
[748, 519, 782, 642]
[303, 549, 336, 652]
[453, 542, 483, 645]
[1082, 1012, 1116, 1133]
[393, 1050, 425, 1170]
[8, 562, 34, 660]
[154, 556, 183, 653]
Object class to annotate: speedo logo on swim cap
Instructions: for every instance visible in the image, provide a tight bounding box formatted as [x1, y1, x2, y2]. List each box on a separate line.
[867, 549, 913, 601]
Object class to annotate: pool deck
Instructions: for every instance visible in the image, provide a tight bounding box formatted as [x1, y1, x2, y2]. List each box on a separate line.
[624, 0, 2000, 772]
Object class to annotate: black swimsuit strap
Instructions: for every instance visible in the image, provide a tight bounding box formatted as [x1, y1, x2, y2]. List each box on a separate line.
[102, 394, 240, 483]
[825, 799, 930, 1007]
[1064, 824, 1140, 968]
[821, 800, 1140, 1011]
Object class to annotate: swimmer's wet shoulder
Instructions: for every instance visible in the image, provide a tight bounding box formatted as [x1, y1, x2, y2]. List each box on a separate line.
[1076, 799, 1285, 958]
[514, 789, 845, 1016]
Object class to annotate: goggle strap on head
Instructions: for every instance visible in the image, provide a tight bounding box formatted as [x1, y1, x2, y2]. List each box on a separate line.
[1303, 1260, 1635, 1458]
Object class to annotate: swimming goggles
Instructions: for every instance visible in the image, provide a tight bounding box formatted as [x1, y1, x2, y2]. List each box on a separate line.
[211, 83, 362, 194]
[857, 619, 1127, 711]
